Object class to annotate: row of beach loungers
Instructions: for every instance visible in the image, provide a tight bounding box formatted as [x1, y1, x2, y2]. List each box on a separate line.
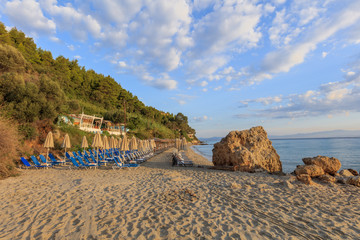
[20, 148, 155, 169]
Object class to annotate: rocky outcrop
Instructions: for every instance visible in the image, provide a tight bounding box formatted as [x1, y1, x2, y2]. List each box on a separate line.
[294, 165, 325, 177]
[212, 126, 282, 173]
[302, 156, 341, 175]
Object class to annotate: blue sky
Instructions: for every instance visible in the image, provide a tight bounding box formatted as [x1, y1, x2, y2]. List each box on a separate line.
[1, 0, 360, 137]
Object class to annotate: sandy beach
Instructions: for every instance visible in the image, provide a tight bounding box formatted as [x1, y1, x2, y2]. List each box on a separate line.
[0, 147, 359, 239]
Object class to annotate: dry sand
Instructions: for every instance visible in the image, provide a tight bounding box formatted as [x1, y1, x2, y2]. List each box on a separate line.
[0, 147, 359, 239]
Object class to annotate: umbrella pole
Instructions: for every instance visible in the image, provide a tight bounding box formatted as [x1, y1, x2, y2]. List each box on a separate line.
[46, 148, 49, 164]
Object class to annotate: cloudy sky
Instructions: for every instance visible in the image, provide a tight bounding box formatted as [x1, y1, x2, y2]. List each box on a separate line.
[1, 0, 360, 137]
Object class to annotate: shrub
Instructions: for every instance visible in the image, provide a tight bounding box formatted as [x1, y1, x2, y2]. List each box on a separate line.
[0, 116, 19, 179]
[0, 44, 26, 73]
[18, 123, 38, 140]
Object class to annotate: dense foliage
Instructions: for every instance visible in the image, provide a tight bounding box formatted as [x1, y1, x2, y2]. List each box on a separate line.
[0, 22, 196, 140]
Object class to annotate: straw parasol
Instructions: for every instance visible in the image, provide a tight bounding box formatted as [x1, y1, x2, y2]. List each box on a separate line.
[138, 140, 144, 152]
[118, 138, 122, 149]
[114, 138, 118, 149]
[43, 131, 54, 162]
[181, 138, 187, 150]
[81, 136, 89, 153]
[151, 139, 156, 150]
[92, 132, 103, 163]
[103, 136, 110, 150]
[129, 136, 138, 151]
[120, 135, 129, 152]
[109, 136, 116, 149]
[61, 134, 71, 157]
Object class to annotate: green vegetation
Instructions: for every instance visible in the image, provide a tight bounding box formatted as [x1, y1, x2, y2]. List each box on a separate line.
[0, 22, 196, 140]
[0, 22, 197, 178]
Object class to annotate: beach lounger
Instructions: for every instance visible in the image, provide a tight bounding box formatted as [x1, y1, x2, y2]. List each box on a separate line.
[20, 157, 40, 169]
[49, 153, 65, 165]
[69, 157, 86, 169]
[114, 156, 138, 168]
[76, 156, 97, 169]
[31, 155, 51, 168]
[39, 155, 57, 166]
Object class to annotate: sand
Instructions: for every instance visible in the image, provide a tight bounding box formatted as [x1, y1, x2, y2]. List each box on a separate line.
[0, 147, 359, 239]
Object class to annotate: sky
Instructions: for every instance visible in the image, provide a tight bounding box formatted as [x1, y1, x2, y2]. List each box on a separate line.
[1, 0, 360, 138]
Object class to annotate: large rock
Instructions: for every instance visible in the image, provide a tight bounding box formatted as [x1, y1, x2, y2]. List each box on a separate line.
[212, 126, 282, 173]
[302, 156, 341, 175]
[294, 165, 325, 177]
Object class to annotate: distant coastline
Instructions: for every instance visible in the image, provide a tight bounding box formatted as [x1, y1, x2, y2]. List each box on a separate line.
[199, 129, 360, 143]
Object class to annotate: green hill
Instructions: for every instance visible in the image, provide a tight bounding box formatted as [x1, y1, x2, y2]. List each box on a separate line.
[0, 22, 196, 178]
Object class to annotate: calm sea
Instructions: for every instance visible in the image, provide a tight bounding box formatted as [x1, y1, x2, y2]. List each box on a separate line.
[192, 138, 360, 173]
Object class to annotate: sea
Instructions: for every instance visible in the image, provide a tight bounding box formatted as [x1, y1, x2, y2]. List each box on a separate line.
[192, 137, 360, 173]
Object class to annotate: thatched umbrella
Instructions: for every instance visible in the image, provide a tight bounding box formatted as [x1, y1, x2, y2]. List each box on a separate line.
[114, 138, 119, 149]
[151, 139, 156, 150]
[182, 138, 187, 150]
[61, 134, 71, 157]
[118, 138, 122, 149]
[92, 132, 103, 163]
[43, 131, 54, 163]
[103, 136, 110, 150]
[109, 136, 115, 149]
[175, 138, 180, 150]
[129, 136, 138, 151]
[138, 140, 144, 152]
[120, 135, 129, 153]
[81, 136, 89, 153]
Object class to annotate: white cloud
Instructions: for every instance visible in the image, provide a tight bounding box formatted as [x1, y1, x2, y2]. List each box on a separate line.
[171, 94, 196, 105]
[67, 44, 75, 51]
[40, 0, 101, 41]
[200, 81, 208, 87]
[190, 0, 262, 57]
[5, 0, 56, 36]
[192, 115, 209, 122]
[118, 61, 127, 68]
[322, 51, 328, 58]
[249, 1, 360, 84]
[214, 86, 222, 91]
[74, 55, 81, 59]
[237, 59, 360, 119]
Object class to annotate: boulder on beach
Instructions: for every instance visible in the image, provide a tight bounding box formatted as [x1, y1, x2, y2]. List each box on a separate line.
[302, 156, 341, 175]
[339, 169, 354, 177]
[346, 176, 360, 187]
[318, 174, 337, 183]
[212, 126, 282, 173]
[294, 165, 325, 177]
[347, 169, 358, 176]
[296, 174, 313, 185]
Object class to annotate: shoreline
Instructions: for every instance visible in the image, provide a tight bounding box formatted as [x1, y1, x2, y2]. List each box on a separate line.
[1, 148, 359, 239]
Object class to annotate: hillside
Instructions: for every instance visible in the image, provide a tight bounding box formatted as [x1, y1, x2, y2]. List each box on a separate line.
[0, 22, 196, 178]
